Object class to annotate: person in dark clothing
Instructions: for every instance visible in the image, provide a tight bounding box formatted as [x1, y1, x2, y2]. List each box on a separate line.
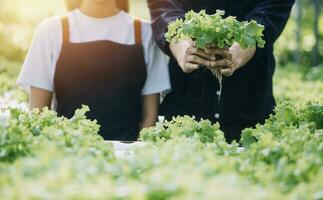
[147, 0, 295, 142]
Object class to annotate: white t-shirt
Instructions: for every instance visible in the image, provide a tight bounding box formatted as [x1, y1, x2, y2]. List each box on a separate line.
[17, 9, 170, 96]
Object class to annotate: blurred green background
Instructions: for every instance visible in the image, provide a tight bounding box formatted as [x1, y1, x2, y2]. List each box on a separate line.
[0, 0, 322, 106]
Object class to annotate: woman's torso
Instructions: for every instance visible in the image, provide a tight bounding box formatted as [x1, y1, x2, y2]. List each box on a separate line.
[18, 9, 171, 140]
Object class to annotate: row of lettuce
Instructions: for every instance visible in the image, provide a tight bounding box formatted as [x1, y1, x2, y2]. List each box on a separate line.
[0, 101, 322, 199]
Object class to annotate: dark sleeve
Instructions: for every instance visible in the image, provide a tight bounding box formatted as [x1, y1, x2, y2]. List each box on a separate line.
[245, 0, 295, 47]
[147, 0, 186, 56]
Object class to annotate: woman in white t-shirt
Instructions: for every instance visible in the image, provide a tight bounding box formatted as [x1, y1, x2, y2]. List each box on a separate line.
[17, 0, 170, 141]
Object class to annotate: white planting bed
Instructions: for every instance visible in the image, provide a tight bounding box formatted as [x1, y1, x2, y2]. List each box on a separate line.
[105, 141, 146, 158]
[105, 140, 244, 159]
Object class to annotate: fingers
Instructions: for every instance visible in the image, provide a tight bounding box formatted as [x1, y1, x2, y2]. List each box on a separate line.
[183, 47, 215, 71]
[183, 63, 199, 73]
[180, 45, 233, 74]
[180, 56, 234, 75]
[186, 46, 232, 62]
[185, 47, 220, 66]
[220, 68, 234, 77]
[186, 55, 210, 66]
[206, 43, 218, 48]
[187, 47, 212, 60]
[209, 59, 232, 68]
[205, 48, 232, 60]
[185, 54, 232, 69]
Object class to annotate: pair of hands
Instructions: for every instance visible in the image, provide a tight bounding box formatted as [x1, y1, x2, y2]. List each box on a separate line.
[170, 39, 256, 77]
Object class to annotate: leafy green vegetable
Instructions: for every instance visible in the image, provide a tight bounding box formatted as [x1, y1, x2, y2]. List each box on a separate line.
[302, 103, 323, 129]
[0, 102, 322, 199]
[140, 116, 225, 144]
[165, 10, 265, 49]
[0, 106, 114, 163]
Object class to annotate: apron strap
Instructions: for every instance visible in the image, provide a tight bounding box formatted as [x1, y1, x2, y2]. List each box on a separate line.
[134, 18, 142, 45]
[61, 15, 70, 44]
[61, 15, 141, 45]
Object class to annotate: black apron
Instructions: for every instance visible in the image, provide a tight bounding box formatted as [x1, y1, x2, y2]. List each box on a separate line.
[54, 16, 147, 141]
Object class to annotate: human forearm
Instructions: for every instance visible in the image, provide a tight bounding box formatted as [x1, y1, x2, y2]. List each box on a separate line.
[141, 94, 159, 129]
[29, 87, 52, 110]
[245, 0, 295, 46]
[217, 1, 295, 76]
[147, 0, 186, 56]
